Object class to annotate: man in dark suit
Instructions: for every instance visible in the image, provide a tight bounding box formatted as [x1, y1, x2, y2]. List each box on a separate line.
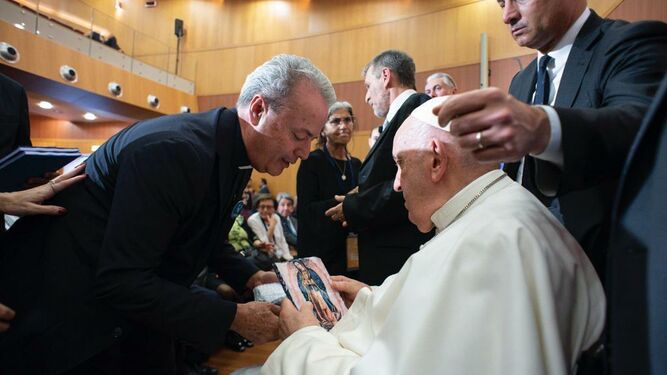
[326, 50, 433, 285]
[0, 73, 31, 159]
[607, 73, 667, 375]
[433, 0, 667, 281]
[0, 54, 335, 374]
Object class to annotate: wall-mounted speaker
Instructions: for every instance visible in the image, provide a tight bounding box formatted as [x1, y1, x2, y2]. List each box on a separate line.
[0, 42, 20, 63]
[108, 82, 122, 97]
[147, 95, 160, 108]
[175, 18, 184, 38]
[59, 65, 78, 82]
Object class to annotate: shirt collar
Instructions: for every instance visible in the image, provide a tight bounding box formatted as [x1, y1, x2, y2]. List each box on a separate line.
[431, 169, 508, 232]
[385, 89, 417, 124]
[538, 7, 590, 61]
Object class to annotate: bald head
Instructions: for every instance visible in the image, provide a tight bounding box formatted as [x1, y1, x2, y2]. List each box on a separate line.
[392, 98, 495, 232]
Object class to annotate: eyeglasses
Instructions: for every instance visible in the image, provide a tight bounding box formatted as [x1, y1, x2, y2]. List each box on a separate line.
[328, 116, 354, 126]
[258, 204, 274, 210]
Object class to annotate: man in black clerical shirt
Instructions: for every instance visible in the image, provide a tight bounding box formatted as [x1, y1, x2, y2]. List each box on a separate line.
[0, 54, 336, 374]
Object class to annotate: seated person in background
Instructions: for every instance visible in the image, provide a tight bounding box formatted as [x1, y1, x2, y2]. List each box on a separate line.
[263, 97, 605, 375]
[276, 192, 298, 253]
[229, 215, 254, 253]
[424, 72, 457, 98]
[248, 194, 293, 262]
[229, 214, 274, 271]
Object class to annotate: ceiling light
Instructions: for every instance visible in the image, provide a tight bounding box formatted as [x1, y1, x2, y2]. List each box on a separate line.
[14, 23, 25, 30]
[37, 101, 53, 109]
[83, 112, 97, 121]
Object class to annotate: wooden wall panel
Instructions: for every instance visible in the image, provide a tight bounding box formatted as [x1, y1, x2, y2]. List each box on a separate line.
[181, 0, 627, 94]
[29, 114, 129, 153]
[608, 0, 667, 20]
[0, 22, 198, 114]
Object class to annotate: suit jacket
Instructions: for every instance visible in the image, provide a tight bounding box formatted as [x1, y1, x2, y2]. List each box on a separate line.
[0, 108, 259, 374]
[508, 12, 667, 280]
[607, 73, 667, 375]
[0, 73, 31, 159]
[343, 92, 434, 285]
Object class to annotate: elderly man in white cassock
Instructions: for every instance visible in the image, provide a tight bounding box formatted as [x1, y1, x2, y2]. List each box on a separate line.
[262, 96, 605, 375]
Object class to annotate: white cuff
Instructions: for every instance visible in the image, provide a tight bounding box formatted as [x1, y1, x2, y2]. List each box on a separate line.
[531, 105, 563, 169]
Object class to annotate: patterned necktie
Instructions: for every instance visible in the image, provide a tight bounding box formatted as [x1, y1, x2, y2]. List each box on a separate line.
[533, 55, 552, 105]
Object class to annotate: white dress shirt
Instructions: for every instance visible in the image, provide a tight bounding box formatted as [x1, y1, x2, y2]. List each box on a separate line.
[383, 89, 417, 130]
[530, 7, 592, 168]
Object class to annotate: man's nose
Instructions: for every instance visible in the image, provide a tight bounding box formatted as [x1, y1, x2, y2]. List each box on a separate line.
[393, 173, 402, 192]
[502, 1, 519, 25]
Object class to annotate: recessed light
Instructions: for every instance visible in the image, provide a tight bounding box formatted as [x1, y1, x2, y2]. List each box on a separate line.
[83, 112, 97, 121]
[14, 23, 25, 30]
[37, 101, 53, 109]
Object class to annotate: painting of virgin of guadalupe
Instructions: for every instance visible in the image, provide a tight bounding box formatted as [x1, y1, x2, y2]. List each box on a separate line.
[273, 257, 348, 330]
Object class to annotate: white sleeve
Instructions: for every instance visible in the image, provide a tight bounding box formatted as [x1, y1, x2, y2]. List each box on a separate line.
[247, 214, 268, 243]
[273, 214, 292, 260]
[262, 288, 375, 375]
[532, 105, 563, 168]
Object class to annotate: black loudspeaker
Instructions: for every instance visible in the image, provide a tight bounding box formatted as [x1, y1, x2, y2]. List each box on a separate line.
[175, 18, 184, 38]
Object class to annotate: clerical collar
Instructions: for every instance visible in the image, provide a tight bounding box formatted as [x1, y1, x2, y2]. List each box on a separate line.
[385, 89, 417, 125]
[217, 108, 252, 170]
[431, 170, 509, 231]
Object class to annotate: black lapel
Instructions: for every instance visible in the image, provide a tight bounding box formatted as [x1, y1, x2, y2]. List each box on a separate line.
[555, 11, 604, 107]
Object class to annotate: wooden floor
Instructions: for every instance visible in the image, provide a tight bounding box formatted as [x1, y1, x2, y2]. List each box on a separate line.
[207, 340, 281, 375]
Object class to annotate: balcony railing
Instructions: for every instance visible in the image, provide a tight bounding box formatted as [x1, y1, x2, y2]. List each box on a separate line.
[1, 0, 194, 94]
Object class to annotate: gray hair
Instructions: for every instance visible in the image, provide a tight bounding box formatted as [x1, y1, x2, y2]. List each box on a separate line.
[362, 50, 416, 90]
[426, 72, 457, 89]
[327, 100, 354, 119]
[317, 101, 355, 148]
[237, 54, 336, 111]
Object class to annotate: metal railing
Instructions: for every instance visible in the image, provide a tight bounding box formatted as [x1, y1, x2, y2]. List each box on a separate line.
[2, 0, 194, 94]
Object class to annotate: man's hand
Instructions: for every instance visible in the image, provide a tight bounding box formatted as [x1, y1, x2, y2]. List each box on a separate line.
[331, 275, 369, 308]
[0, 163, 86, 216]
[246, 270, 279, 289]
[432, 88, 551, 163]
[230, 301, 280, 345]
[325, 195, 348, 226]
[278, 300, 319, 339]
[0, 303, 16, 332]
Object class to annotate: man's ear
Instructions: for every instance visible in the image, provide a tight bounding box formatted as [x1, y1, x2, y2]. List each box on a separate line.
[381, 67, 392, 89]
[431, 139, 448, 183]
[248, 95, 266, 126]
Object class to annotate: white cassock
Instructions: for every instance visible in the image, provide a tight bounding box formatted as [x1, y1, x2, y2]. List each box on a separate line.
[262, 170, 605, 375]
